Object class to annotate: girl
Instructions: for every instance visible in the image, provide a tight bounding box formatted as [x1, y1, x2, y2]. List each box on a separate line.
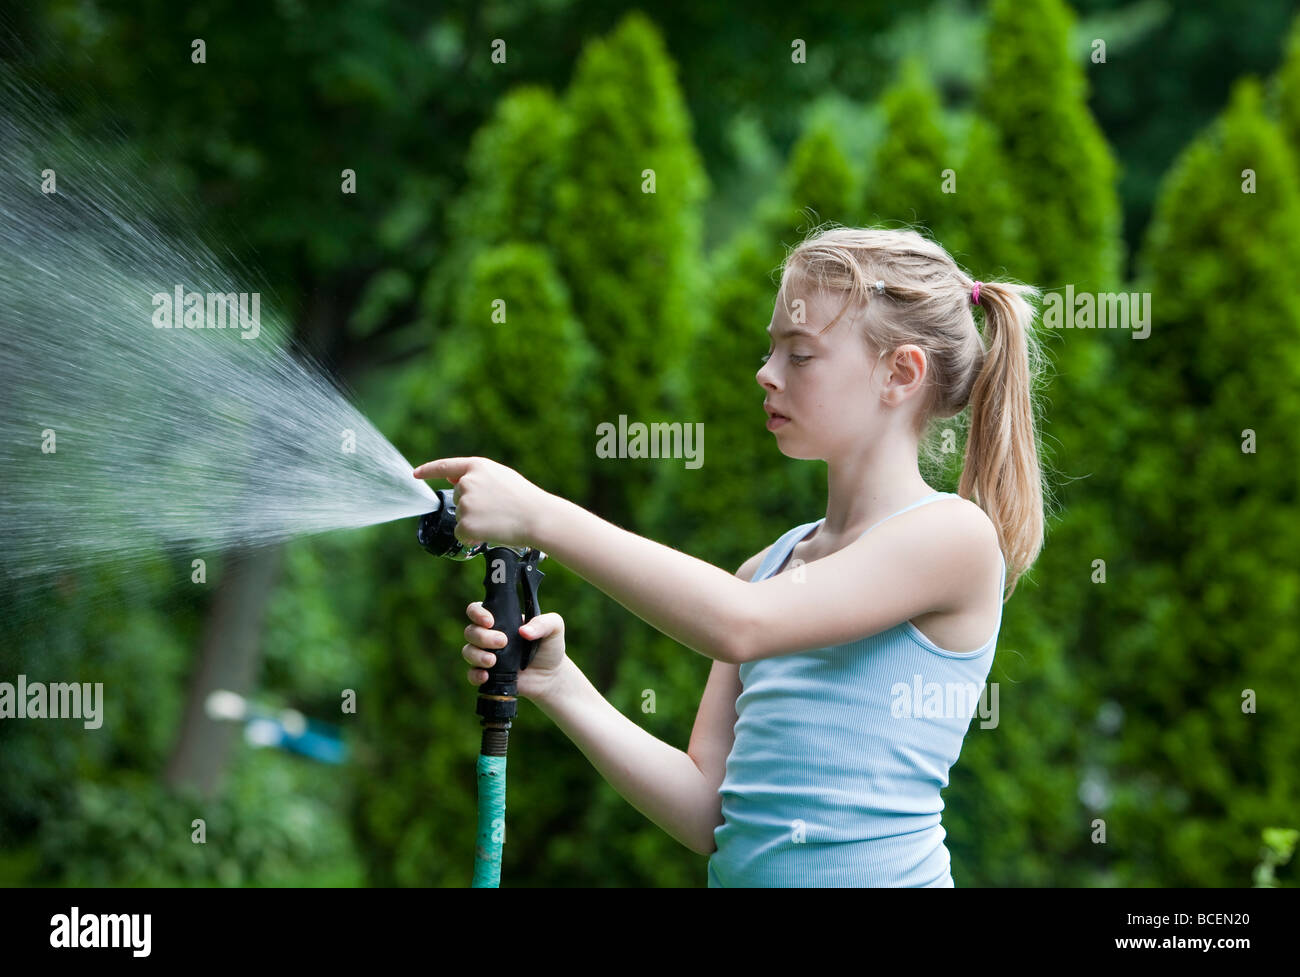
[414, 225, 1046, 887]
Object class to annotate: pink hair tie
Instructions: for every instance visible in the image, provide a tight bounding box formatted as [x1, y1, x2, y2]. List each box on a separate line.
[971, 281, 983, 306]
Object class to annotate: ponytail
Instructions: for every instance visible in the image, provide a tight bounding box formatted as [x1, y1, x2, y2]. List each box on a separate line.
[958, 279, 1047, 600]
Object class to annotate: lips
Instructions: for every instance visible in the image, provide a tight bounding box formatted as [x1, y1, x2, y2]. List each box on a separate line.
[764, 405, 790, 431]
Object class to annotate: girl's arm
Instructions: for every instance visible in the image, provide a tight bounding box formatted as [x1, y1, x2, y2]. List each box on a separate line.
[532, 655, 724, 857]
[533, 492, 996, 665]
[532, 493, 755, 663]
[528, 547, 770, 858]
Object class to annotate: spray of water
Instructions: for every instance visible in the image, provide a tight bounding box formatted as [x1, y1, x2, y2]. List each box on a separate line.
[0, 73, 437, 577]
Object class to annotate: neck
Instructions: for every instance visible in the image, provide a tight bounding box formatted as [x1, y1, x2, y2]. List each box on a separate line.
[820, 432, 933, 538]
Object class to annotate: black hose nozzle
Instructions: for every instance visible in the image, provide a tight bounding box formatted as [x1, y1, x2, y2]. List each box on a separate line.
[417, 489, 488, 560]
[416, 489, 546, 748]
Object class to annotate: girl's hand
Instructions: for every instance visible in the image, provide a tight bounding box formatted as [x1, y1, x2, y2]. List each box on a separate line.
[412, 456, 550, 550]
[462, 601, 567, 703]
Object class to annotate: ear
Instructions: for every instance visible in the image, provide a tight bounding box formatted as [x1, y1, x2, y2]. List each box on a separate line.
[880, 345, 927, 404]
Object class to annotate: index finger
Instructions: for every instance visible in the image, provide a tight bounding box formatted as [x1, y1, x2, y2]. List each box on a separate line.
[413, 457, 474, 482]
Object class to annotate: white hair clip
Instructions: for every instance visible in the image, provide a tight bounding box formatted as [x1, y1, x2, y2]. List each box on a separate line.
[874, 280, 885, 295]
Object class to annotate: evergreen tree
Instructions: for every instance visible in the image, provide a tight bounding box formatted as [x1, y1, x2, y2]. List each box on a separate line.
[1272, 12, 1300, 168]
[978, 0, 1126, 484]
[1111, 76, 1300, 884]
[422, 87, 571, 343]
[943, 116, 1031, 288]
[864, 57, 951, 237]
[779, 119, 862, 235]
[546, 11, 710, 526]
[979, 0, 1122, 290]
[945, 0, 1131, 886]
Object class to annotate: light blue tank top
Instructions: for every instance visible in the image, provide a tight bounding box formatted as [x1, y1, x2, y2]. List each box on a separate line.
[708, 491, 1006, 887]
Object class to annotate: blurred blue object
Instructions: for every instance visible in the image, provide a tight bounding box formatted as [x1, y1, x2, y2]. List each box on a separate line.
[208, 689, 347, 764]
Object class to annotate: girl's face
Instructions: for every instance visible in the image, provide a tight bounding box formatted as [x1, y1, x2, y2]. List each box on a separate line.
[756, 286, 894, 462]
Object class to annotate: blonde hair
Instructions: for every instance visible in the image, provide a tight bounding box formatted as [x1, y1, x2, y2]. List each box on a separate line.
[776, 223, 1050, 599]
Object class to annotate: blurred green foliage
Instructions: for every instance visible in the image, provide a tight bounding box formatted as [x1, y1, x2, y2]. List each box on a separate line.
[1, 0, 1297, 888]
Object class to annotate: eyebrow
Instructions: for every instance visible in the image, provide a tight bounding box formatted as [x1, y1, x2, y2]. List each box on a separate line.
[766, 325, 822, 341]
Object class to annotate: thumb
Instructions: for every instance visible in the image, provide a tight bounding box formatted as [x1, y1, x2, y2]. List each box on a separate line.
[521, 613, 562, 639]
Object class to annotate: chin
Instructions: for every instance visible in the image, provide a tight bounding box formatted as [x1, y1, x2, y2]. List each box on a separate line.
[774, 438, 825, 462]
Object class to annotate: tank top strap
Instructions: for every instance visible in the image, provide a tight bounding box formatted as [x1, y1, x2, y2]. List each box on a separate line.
[854, 491, 956, 540]
[758, 492, 957, 582]
[757, 519, 821, 581]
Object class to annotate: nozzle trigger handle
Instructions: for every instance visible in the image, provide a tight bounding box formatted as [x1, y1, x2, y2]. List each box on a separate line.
[479, 547, 546, 699]
[519, 548, 545, 670]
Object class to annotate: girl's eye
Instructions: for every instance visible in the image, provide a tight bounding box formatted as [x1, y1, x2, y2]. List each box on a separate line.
[759, 353, 811, 366]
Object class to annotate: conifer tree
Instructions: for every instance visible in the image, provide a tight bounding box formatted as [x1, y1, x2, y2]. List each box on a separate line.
[1111, 76, 1300, 884]
[1272, 13, 1300, 166]
[864, 57, 951, 236]
[547, 11, 710, 529]
[980, 0, 1122, 291]
[939, 0, 1130, 885]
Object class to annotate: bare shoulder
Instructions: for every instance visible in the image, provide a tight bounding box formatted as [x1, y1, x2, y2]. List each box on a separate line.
[928, 495, 1002, 571]
[935, 494, 998, 539]
[862, 494, 1001, 609]
[905, 495, 1004, 627]
[915, 496, 1003, 618]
